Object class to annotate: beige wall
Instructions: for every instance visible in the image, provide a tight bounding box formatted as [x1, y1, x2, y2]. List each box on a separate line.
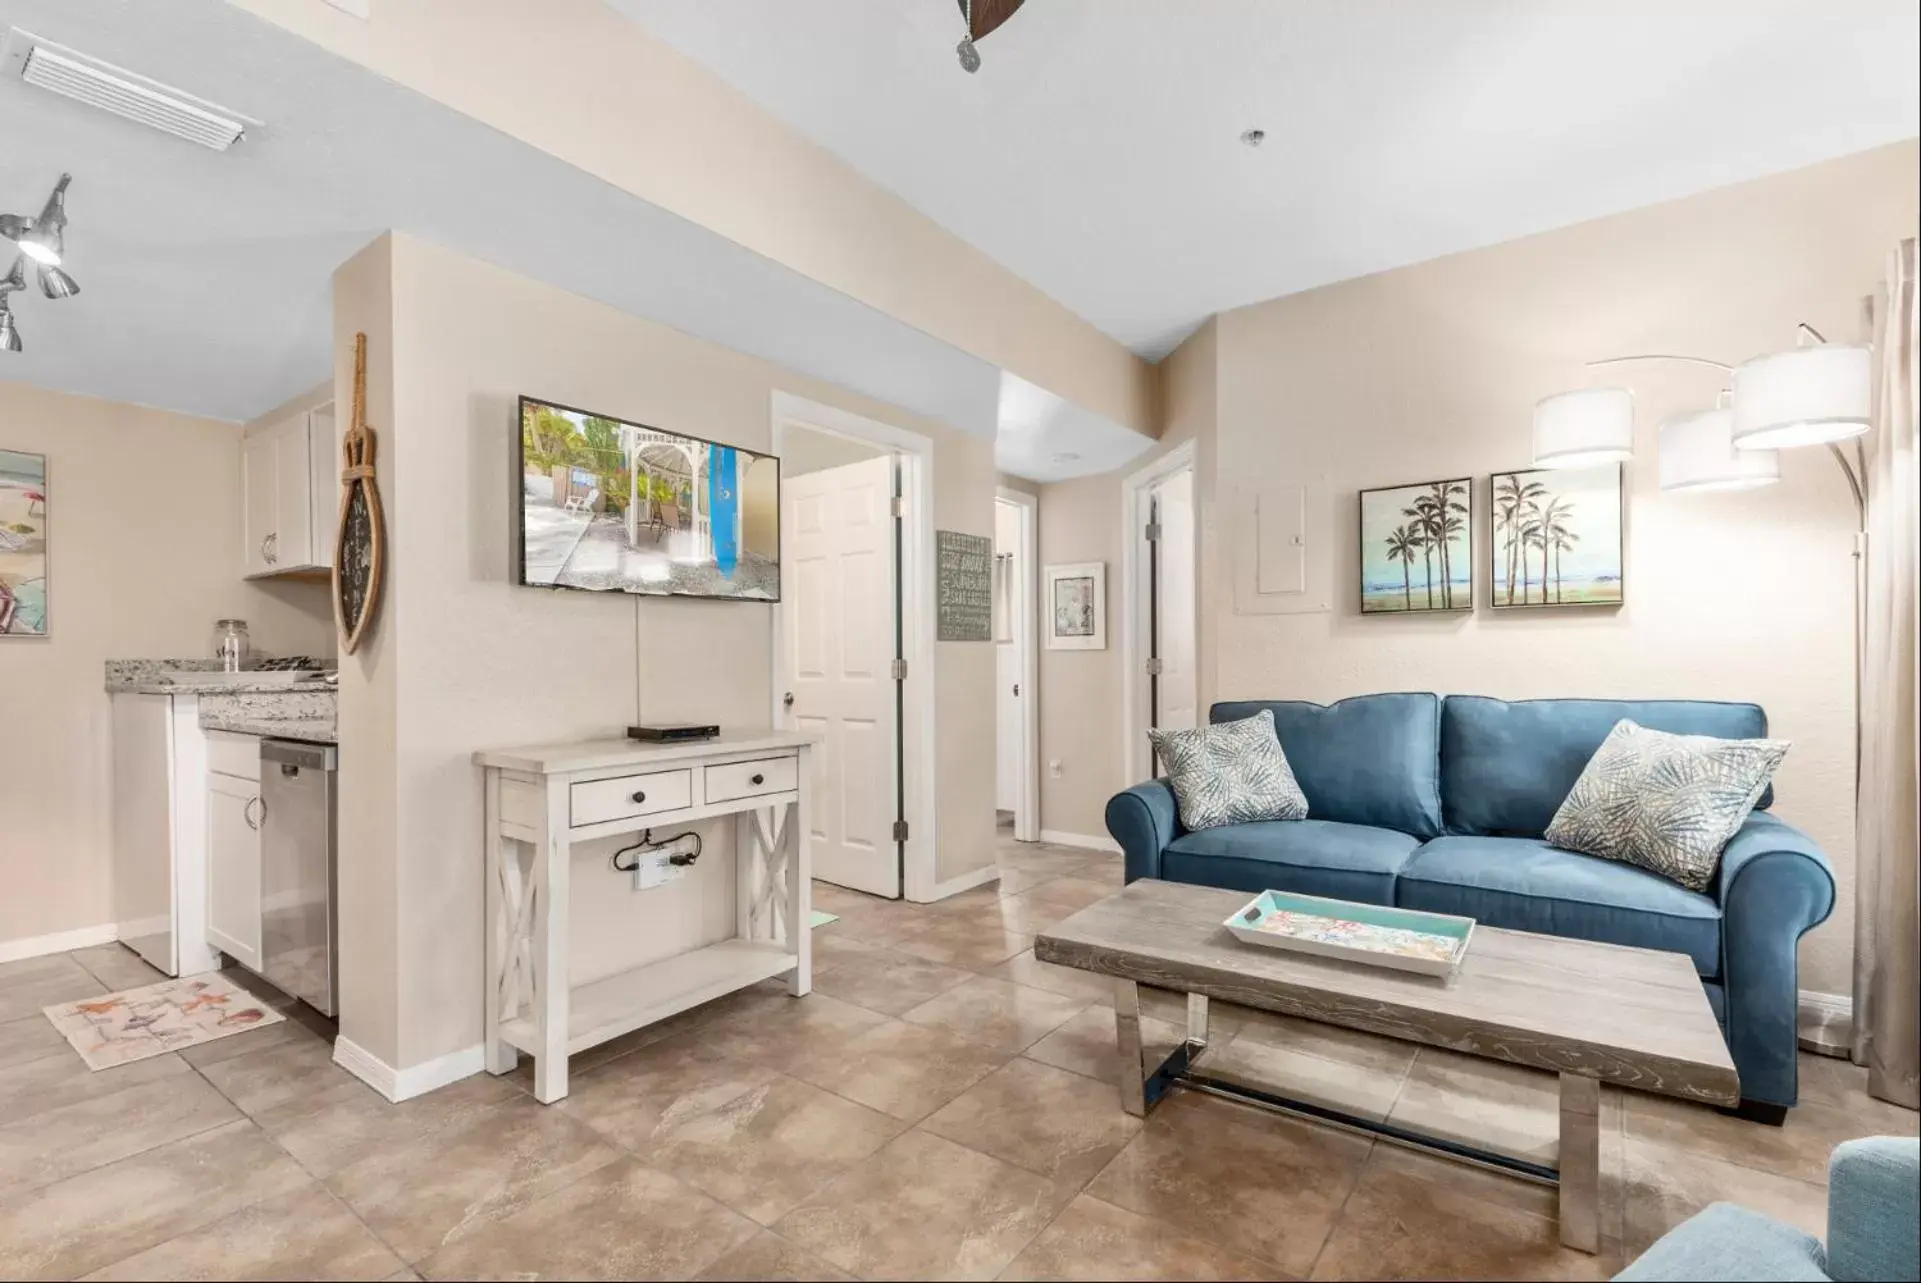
[0, 382, 333, 953]
[232, 0, 1155, 439]
[1212, 141, 1918, 997]
[1034, 318, 1219, 840]
[783, 424, 885, 477]
[335, 232, 997, 1070]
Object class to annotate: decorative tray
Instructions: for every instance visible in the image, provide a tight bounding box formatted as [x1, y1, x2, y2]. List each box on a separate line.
[1223, 890, 1474, 978]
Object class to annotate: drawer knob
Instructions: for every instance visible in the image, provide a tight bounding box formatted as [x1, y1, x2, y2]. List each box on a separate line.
[631, 790, 647, 803]
[750, 773, 764, 786]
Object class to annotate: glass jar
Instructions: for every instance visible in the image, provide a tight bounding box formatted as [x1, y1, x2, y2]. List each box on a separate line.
[212, 619, 251, 672]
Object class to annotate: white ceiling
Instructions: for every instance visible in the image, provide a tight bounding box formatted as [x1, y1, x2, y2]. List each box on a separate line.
[0, 0, 1148, 481]
[618, 0, 1921, 360]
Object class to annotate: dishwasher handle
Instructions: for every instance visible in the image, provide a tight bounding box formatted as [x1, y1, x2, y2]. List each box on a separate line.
[261, 739, 337, 771]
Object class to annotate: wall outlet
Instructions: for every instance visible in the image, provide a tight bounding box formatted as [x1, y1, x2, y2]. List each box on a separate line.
[1048, 759, 1064, 779]
[631, 835, 699, 890]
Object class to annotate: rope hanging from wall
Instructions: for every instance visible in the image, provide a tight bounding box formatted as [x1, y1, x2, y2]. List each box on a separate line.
[333, 331, 387, 655]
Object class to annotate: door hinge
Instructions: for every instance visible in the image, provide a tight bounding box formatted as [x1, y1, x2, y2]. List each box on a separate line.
[891, 657, 908, 681]
[890, 496, 906, 519]
[1144, 657, 1164, 676]
[892, 819, 910, 843]
[1144, 521, 1162, 542]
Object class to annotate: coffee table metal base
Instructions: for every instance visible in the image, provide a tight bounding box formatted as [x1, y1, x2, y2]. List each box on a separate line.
[1111, 978, 1603, 1255]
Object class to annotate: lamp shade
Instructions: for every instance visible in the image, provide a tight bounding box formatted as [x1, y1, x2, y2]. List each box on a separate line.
[1659, 408, 1779, 492]
[1730, 343, 1871, 449]
[1532, 387, 1634, 467]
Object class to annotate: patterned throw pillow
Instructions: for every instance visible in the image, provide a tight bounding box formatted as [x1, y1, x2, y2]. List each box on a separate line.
[1545, 719, 1790, 893]
[1149, 710, 1309, 832]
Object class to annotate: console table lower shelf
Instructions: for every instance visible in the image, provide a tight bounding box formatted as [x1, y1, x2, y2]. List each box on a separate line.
[474, 731, 816, 1103]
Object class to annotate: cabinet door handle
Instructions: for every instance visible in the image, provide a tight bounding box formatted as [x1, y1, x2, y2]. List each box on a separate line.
[630, 790, 647, 804]
[264, 532, 278, 565]
[750, 773, 765, 786]
[243, 796, 264, 830]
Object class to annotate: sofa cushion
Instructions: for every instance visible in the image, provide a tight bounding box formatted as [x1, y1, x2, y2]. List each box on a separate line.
[1546, 720, 1790, 893]
[1212, 694, 1442, 838]
[1440, 696, 1773, 838]
[1397, 835, 1722, 977]
[1162, 819, 1420, 905]
[1150, 709, 1309, 831]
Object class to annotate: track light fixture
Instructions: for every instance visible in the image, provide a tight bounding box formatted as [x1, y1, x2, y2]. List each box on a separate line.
[0, 173, 80, 352]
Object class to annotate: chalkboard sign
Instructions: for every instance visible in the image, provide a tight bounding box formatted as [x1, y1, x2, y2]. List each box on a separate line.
[936, 530, 993, 641]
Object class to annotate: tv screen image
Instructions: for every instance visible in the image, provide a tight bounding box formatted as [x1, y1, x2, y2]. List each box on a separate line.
[518, 397, 780, 601]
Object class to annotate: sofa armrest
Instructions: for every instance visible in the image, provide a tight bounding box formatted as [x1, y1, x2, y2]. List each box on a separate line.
[1827, 1137, 1920, 1283]
[1106, 780, 1183, 884]
[1716, 811, 1836, 909]
[1714, 811, 1838, 1107]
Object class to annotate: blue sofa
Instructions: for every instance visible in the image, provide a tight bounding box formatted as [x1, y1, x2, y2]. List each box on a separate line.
[1106, 693, 1836, 1118]
[1616, 1136, 1918, 1280]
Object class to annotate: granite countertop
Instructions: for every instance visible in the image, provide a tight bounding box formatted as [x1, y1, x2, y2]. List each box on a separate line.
[105, 658, 335, 695]
[119, 677, 336, 695]
[198, 710, 338, 745]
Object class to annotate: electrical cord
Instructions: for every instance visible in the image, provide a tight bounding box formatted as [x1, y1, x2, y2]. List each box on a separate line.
[611, 828, 703, 874]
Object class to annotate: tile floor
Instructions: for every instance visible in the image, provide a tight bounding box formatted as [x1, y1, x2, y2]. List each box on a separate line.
[0, 837, 1914, 1281]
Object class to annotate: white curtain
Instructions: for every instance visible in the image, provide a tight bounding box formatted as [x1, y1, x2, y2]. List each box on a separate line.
[1853, 237, 1919, 1109]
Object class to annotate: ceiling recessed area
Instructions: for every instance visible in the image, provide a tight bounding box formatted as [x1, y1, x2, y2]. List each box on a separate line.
[0, 0, 1144, 482]
[615, 0, 1920, 360]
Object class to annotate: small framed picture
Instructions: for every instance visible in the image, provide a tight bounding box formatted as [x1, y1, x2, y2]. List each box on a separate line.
[1045, 561, 1106, 650]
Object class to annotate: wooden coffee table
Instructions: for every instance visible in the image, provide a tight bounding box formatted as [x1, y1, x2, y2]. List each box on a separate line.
[1033, 879, 1739, 1253]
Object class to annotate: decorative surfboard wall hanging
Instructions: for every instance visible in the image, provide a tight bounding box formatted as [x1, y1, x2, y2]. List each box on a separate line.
[333, 332, 387, 655]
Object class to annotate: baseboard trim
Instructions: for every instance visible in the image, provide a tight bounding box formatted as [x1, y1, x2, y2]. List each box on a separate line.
[333, 1037, 485, 1103]
[1039, 829, 1121, 855]
[0, 923, 118, 965]
[1797, 989, 1853, 1057]
[331, 1036, 397, 1099]
[914, 862, 1001, 904]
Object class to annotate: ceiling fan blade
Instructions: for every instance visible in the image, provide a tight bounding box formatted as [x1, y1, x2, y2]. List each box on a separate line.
[958, 0, 1026, 41]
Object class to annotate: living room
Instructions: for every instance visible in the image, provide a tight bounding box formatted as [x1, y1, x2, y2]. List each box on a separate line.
[0, 2, 1915, 1280]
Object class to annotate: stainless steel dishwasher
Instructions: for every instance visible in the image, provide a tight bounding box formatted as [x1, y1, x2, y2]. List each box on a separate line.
[260, 739, 338, 1016]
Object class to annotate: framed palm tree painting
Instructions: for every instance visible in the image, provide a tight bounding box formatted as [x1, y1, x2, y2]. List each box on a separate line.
[1489, 463, 1623, 608]
[1359, 478, 1471, 613]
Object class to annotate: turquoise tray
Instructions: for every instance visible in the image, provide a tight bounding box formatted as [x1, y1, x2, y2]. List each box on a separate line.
[1223, 889, 1475, 978]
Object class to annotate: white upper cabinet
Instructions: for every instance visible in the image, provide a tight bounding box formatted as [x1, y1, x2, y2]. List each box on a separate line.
[242, 404, 334, 577]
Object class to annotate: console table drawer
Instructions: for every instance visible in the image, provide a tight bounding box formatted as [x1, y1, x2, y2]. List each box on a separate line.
[570, 769, 693, 827]
[704, 755, 797, 804]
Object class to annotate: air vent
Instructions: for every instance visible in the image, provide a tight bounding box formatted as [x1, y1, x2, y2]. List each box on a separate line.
[3, 30, 260, 151]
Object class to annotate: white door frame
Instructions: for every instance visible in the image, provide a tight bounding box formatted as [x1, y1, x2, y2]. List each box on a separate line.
[770, 392, 937, 901]
[1120, 440, 1198, 784]
[995, 486, 1040, 843]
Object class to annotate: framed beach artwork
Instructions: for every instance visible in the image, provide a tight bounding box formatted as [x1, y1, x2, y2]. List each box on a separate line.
[1359, 478, 1472, 613]
[1045, 561, 1106, 650]
[0, 449, 48, 637]
[1489, 464, 1624, 608]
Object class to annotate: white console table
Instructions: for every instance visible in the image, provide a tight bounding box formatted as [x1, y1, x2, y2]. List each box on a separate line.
[473, 730, 815, 1103]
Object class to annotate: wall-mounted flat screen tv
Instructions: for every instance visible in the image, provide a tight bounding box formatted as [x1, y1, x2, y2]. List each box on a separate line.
[517, 396, 780, 601]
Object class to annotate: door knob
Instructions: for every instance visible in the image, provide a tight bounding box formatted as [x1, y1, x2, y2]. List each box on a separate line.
[1013, 683, 1020, 697]
[782, 691, 795, 708]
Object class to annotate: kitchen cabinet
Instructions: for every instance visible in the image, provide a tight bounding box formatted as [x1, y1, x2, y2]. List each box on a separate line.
[205, 743, 263, 972]
[242, 404, 334, 576]
[109, 692, 223, 978]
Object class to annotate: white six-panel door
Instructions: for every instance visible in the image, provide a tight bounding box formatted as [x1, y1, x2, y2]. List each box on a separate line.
[781, 455, 898, 897]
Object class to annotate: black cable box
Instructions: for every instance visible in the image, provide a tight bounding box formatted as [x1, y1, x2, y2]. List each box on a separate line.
[626, 724, 720, 743]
